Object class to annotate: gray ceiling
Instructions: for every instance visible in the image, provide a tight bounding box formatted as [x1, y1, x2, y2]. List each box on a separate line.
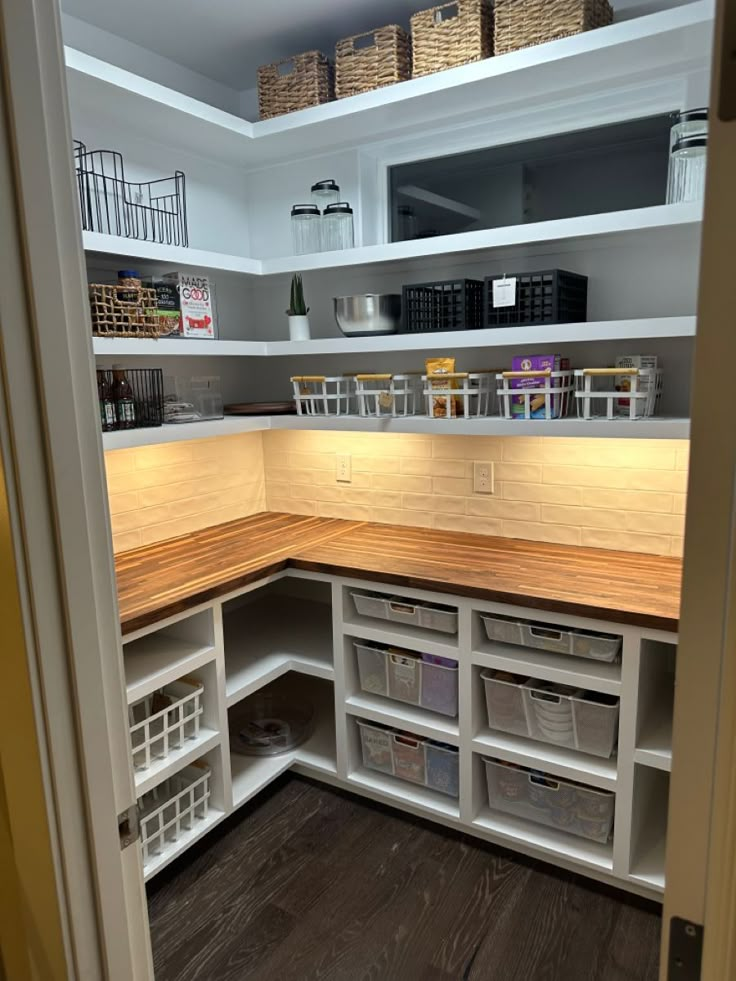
[60, 0, 680, 92]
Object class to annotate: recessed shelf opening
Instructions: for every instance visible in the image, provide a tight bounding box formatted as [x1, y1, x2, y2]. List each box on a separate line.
[629, 764, 669, 889]
[635, 638, 676, 770]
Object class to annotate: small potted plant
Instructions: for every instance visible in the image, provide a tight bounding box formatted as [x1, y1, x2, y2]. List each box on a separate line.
[286, 273, 310, 341]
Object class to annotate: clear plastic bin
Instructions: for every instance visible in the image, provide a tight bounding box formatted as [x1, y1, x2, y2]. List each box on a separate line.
[480, 613, 526, 646]
[484, 758, 615, 843]
[351, 590, 458, 635]
[355, 641, 458, 717]
[392, 732, 426, 785]
[426, 742, 460, 798]
[481, 671, 619, 759]
[356, 720, 394, 774]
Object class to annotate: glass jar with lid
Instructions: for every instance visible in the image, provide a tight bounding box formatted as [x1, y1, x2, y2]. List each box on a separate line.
[669, 108, 708, 149]
[322, 202, 354, 252]
[311, 179, 340, 210]
[666, 135, 708, 204]
[291, 204, 321, 255]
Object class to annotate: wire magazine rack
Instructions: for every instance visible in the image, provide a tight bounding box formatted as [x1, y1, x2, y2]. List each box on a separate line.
[74, 140, 189, 246]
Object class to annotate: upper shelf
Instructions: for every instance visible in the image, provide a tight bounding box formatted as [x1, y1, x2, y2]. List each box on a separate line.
[65, 1, 713, 169]
[83, 203, 703, 278]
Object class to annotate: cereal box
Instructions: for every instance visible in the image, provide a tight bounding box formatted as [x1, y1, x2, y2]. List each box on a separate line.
[510, 354, 569, 419]
[162, 272, 217, 339]
[614, 355, 658, 416]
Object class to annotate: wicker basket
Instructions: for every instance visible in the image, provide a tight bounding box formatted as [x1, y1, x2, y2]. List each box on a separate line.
[336, 25, 411, 99]
[258, 51, 334, 120]
[494, 0, 613, 55]
[411, 0, 493, 78]
[88, 283, 161, 338]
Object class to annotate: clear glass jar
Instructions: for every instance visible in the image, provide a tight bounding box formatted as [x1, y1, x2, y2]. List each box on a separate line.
[669, 108, 708, 150]
[666, 135, 708, 204]
[291, 204, 321, 255]
[311, 179, 340, 210]
[322, 202, 354, 252]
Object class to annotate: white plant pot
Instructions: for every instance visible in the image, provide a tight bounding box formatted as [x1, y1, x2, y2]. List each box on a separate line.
[288, 315, 311, 342]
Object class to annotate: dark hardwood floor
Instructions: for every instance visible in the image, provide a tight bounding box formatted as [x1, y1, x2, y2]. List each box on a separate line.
[147, 776, 662, 981]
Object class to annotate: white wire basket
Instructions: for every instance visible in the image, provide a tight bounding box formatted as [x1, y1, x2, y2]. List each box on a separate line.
[355, 373, 423, 417]
[138, 762, 211, 865]
[574, 368, 663, 420]
[423, 371, 496, 419]
[496, 369, 574, 421]
[291, 374, 355, 415]
[128, 678, 204, 772]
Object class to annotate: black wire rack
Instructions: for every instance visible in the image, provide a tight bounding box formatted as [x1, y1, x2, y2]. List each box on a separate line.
[74, 143, 189, 247]
[99, 368, 164, 430]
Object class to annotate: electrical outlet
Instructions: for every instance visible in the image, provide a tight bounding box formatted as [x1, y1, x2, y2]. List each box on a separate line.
[336, 453, 352, 483]
[473, 461, 494, 494]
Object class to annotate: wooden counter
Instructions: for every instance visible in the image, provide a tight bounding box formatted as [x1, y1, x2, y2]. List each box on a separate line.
[115, 512, 682, 635]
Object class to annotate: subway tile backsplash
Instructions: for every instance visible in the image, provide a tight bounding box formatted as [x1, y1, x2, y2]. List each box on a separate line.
[104, 431, 688, 557]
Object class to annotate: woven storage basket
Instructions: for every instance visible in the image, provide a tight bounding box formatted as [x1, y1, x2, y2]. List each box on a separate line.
[258, 51, 334, 120]
[336, 25, 411, 99]
[88, 283, 161, 338]
[494, 0, 613, 55]
[411, 0, 493, 78]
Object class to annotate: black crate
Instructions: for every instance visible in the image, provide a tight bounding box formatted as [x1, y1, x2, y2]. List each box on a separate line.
[484, 270, 588, 328]
[99, 368, 164, 430]
[401, 279, 484, 333]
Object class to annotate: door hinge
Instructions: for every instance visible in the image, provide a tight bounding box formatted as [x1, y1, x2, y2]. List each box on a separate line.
[118, 804, 140, 850]
[668, 917, 703, 981]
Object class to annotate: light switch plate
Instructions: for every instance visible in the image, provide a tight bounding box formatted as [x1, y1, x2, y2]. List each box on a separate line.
[473, 461, 494, 494]
[336, 453, 351, 483]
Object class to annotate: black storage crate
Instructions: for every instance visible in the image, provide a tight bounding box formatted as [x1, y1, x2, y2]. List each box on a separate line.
[484, 270, 588, 328]
[99, 368, 164, 430]
[401, 279, 484, 333]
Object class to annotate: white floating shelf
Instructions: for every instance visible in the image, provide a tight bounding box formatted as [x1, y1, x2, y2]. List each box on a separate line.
[472, 730, 617, 791]
[66, 2, 713, 168]
[83, 231, 260, 275]
[93, 317, 696, 359]
[102, 413, 691, 450]
[345, 693, 460, 745]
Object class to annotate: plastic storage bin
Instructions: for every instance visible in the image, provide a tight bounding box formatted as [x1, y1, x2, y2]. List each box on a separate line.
[426, 741, 460, 797]
[401, 279, 484, 333]
[480, 671, 620, 759]
[356, 720, 460, 797]
[128, 678, 204, 771]
[138, 762, 211, 865]
[484, 758, 615, 843]
[480, 612, 621, 663]
[484, 270, 588, 328]
[357, 719, 394, 774]
[351, 590, 458, 635]
[392, 732, 426, 784]
[355, 641, 459, 717]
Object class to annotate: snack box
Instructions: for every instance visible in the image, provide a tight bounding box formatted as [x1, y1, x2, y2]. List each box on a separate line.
[154, 273, 217, 339]
[145, 278, 182, 337]
[510, 354, 570, 419]
[615, 355, 658, 416]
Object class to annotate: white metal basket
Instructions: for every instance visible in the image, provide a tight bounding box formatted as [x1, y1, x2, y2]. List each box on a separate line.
[291, 374, 355, 415]
[355, 373, 423, 417]
[423, 371, 496, 419]
[138, 763, 211, 865]
[496, 369, 574, 421]
[574, 368, 663, 420]
[128, 678, 204, 771]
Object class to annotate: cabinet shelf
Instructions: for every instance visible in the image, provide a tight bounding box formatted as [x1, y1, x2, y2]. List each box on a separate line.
[472, 643, 622, 695]
[134, 728, 220, 797]
[345, 693, 460, 746]
[348, 767, 460, 821]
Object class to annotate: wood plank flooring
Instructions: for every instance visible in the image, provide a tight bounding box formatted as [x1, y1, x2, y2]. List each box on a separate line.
[148, 777, 661, 981]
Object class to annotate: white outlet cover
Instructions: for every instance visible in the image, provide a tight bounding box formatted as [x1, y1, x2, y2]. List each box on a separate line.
[336, 453, 352, 483]
[473, 461, 494, 494]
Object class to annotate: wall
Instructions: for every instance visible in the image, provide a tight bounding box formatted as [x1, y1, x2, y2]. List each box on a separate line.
[264, 432, 688, 557]
[104, 433, 265, 553]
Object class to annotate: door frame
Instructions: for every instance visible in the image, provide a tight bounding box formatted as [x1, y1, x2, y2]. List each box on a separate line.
[0, 0, 152, 977]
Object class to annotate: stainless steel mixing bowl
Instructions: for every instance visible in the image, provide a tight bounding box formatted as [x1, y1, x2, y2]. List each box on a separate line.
[333, 293, 401, 336]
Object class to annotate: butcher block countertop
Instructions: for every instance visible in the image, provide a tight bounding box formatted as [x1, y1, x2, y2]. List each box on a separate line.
[115, 512, 682, 636]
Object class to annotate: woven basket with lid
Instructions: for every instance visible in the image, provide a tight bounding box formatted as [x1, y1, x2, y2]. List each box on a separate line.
[411, 0, 493, 78]
[336, 25, 411, 99]
[258, 50, 334, 120]
[494, 0, 613, 55]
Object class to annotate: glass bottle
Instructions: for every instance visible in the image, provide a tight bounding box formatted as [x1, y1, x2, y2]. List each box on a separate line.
[311, 179, 340, 210]
[666, 135, 708, 204]
[112, 364, 137, 429]
[322, 202, 354, 251]
[291, 204, 321, 255]
[97, 369, 116, 432]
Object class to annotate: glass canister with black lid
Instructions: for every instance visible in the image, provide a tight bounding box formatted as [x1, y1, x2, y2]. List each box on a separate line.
[322, 202, 355, 251]
[667, 135, 708, 204]
[311, 179, 340, 210]
[291, 204, 321, 255]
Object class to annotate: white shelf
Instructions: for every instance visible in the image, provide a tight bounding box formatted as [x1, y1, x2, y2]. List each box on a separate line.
[82, 231, 260, 275]
[472, 805, 613, 874]
[123, 636, 217, 704]
[143, 807, 226, 882]
[348, 767, 460, 820]
[634, 703, 673, 772]
[102, 417, 271, 449]
[134, 728, 220, 797]
[343, 615, 459, 662]
[472, 643, 622, 696]
[345, 693, 459, 746]
[66, 2, 713, 168]
[472, 730, 617, 791]
[224, 597, 334, 708]
[93, 317, 697, 359]
[629, 823, 667, 891]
